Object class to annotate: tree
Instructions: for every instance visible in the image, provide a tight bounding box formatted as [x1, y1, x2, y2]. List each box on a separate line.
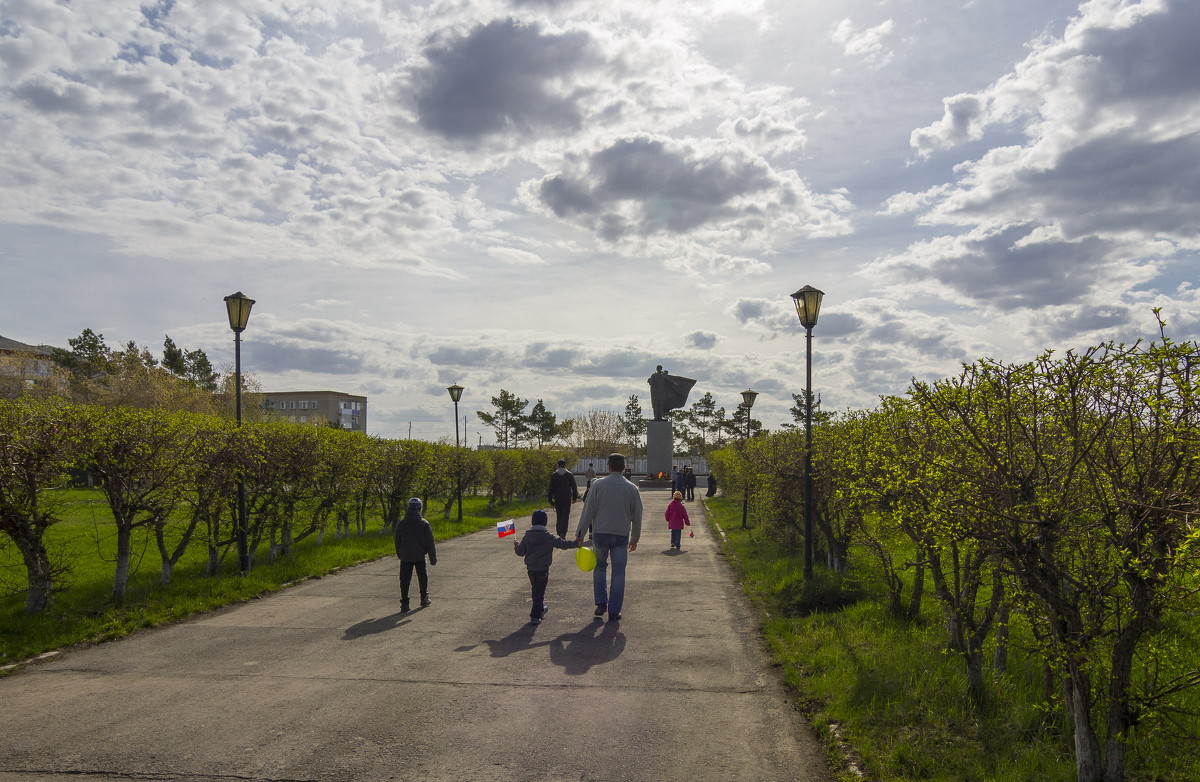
[913, 335, 1200, 782]
[162, 336, 219, 392]
[728, 398, 763, 439]
[527, 399, 571, 448]
[477, 390, 529, 448]
[621, 396, 647, 453]
[81, 406, 200, 602]
[566, 408, 627, 455]
[0, 398, 91, 612]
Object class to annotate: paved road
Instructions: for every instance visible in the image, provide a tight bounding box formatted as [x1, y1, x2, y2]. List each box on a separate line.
[0, 490, 832, 782]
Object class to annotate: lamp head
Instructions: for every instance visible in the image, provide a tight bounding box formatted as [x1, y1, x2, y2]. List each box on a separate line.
[790, 285, 824, 329]
[741, 389, 758, 409]
[447, 384, 464, 403]
[224, 292, 255, 333]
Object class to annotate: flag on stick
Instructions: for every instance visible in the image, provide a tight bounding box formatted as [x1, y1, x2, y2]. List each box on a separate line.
[497, 519, 516, 538]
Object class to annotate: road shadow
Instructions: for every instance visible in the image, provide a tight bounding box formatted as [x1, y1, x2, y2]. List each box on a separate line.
[472, 620, 626, 675]
[548, 620, 626, 676]
[341, 612, 412, 640]
[661, 548, 689, 556]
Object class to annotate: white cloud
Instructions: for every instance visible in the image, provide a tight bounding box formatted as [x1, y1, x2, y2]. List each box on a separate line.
[831, 18, 896, 67]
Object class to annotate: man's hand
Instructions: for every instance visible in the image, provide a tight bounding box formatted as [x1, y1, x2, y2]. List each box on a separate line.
[575, 536, 585, 546]
[628, 542, 638, 552]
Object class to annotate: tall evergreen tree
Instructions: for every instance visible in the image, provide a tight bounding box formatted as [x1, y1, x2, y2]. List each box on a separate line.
[477, 389, 529, 448]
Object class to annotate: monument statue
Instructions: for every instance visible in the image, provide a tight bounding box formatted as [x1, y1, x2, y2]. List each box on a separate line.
[647, 365, 696, 420]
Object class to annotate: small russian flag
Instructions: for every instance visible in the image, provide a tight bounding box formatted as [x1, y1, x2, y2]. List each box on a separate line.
[497, 519, 516, 538]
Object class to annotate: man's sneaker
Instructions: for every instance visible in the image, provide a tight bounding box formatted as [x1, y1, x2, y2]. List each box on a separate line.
[608, 613, 622, 622]
[400, 600, 410, 613]
[594, 604, 607, 618]
[420, 596, 431, 607]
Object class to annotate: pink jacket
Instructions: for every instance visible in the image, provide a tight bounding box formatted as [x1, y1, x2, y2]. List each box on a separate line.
[664, 499, 691, 530]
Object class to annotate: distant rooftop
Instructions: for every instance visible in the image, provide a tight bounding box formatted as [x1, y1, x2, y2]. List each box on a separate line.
[0, 335, 55, 356]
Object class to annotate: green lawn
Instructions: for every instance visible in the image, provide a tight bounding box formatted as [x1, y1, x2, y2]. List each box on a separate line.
[703, 495, 1200, 782]
[1, 489, 545, 667]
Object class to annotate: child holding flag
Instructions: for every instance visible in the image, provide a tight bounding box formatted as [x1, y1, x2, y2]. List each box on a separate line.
[514, 510, 579, 624]
[665, 491, 691, 550]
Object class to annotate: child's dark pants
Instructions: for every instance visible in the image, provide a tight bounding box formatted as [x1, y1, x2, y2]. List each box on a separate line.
[400, 560, 428, 600]
[528, 570, 549, 620]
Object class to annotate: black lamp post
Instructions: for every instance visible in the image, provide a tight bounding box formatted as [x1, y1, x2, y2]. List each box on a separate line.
[447, 384, 464, 523]
[740, 388, 758, 530]
[791, 285, 824, 580]
[224, 291, 255, 574]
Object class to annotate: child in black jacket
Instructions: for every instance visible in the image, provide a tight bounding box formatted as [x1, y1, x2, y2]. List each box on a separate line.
[514, 509, 578, 624]
[394, 497, 437, 611]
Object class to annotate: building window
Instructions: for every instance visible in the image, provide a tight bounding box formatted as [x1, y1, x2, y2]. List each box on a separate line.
[299, 401, 308, 410]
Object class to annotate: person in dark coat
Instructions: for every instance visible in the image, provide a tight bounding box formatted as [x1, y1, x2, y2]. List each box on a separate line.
[684, 465, 697, 501]
[547, 459, 579, 538]
[706, 473, 718, 497]
[514, 509, 578, 624]
[394, 497, 437, 611]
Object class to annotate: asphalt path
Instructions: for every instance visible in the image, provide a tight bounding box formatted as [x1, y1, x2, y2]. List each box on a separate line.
[0, 489, 833, 782]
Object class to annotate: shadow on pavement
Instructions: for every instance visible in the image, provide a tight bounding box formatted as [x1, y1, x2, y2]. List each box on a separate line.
[341, 612, 412, 639]
[472, 619, 626, 675]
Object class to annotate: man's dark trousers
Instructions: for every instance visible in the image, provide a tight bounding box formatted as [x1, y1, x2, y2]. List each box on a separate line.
[553, 498, 572, 537]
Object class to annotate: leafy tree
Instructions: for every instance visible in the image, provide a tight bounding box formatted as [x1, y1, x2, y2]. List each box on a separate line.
[0, 398, 92, 612]
[477, 390, 529, 449]
[913, 334, 1200, 781]
[81, 406, 200, 602]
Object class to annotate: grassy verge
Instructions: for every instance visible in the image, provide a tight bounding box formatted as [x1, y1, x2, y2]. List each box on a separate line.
[704, 495, 1199, 782]
[1, 491, 545, 668]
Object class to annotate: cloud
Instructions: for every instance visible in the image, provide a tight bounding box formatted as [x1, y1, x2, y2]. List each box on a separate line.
[884, 0, 1200, 337]
[684, 330, 720, 350]
[527, 134, 851, 245]
[411, 18, 597, 144]
[831, 18, 896, 67]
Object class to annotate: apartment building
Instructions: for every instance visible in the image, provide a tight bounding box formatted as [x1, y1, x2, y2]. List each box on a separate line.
[263, 390, 367, 432]
[0, 334, 56, 396]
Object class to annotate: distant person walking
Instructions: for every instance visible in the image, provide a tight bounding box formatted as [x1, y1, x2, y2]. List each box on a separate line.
[548, 459, 579, 538]
[706, 473, 718, 497]
[514, 510, 578, 625]
[665, 491, 691, 550]
[684, 466, 697, 501]
[673, 466, 685, 497]
[585, 463, 596, 489]
[575, 453, 642, 622]
[394, 497, 437, 612]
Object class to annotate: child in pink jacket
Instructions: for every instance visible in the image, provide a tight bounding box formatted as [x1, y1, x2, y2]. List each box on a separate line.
[665, 491, 691, 550]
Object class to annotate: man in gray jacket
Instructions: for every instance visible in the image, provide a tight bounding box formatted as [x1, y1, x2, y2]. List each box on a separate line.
[574, 453, 642, 622]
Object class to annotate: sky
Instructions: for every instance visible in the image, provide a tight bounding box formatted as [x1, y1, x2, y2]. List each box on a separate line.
[3, 0, 1199, 442]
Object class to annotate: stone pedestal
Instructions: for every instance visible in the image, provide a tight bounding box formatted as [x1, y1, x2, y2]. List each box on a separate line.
[646, 419, 673, 480]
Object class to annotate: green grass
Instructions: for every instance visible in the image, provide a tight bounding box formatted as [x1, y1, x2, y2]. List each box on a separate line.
[704, 496, 1200, 782]
[1, 490, 545, 668]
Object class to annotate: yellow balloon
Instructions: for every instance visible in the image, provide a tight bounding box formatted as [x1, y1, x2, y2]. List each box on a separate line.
[575, 545, 597, 572]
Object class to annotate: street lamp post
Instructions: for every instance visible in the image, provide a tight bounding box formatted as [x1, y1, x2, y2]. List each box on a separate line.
[740, 388, 758, 530]
[224, 291, 255, 574]
[447, 384, 464, 523]
[791, 285, 824, 580]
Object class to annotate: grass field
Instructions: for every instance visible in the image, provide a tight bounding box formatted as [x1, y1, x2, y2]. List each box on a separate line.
[703, 495, 1200, 782]
[1, 489, 545, 667]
